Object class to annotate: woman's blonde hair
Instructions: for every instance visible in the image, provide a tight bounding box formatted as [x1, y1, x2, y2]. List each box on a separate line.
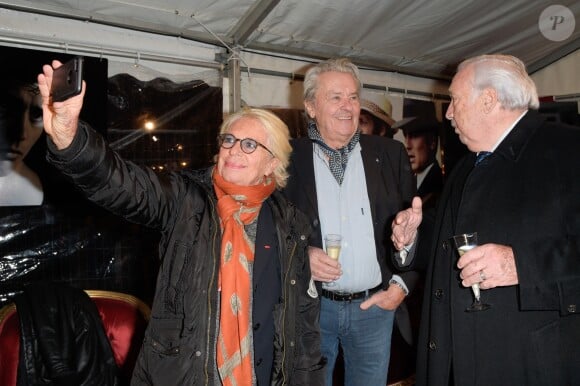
[219, 107, 292, 188]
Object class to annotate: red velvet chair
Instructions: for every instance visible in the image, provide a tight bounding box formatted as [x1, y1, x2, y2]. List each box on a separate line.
[0, 290, 150, 386]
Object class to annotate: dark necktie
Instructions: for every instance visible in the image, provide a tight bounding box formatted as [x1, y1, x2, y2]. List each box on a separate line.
[474, 151, 492, 166]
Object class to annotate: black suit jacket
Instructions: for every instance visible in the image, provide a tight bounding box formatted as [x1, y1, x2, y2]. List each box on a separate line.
[283, 134, 418, 340]
[415, 111, 580, 386]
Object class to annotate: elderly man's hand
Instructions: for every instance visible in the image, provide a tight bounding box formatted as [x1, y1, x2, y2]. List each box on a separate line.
[391, 196, 422, 250]
[457, 243, 519, 289]
[308, 246, 341, 283]
[360, 285, 405, 311]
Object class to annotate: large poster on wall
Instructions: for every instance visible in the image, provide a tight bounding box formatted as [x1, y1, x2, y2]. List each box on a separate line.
[400, 98, 469, 177]
[0, 46, 120, 305]
[0, 46, 224, 307]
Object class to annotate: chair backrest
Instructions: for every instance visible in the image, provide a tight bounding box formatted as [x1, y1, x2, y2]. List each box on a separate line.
[0, 303, 19, 386]
[0, 290, 150, 386]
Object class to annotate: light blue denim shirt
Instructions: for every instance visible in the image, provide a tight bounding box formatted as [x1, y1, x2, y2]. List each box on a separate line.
[313, 142, 383, 293]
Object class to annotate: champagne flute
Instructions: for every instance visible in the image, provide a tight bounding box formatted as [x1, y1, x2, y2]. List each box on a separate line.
[324, 234, 342, 287]
[452, 232, 491, 312]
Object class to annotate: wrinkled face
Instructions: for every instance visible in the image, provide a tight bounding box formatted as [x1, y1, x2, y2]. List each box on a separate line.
[445, 66, 485, 152]
[305, 71, 360, 149]
[216, 117, 279, 186]
[358, 111, 375, 135]
[404, 133, 435, 174]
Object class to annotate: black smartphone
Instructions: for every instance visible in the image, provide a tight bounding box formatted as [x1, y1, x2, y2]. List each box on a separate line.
[51, 56, 84, 102]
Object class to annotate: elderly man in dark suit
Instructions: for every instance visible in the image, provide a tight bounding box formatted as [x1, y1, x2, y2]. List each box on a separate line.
[284, 58, 417, 386]
[392, 54, 580, 386]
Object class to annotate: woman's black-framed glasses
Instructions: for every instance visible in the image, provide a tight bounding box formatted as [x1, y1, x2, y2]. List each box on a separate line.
[218, 133, 274, 156]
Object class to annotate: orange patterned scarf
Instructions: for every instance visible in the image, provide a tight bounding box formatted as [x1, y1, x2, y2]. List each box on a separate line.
[213, 169, 276, 386]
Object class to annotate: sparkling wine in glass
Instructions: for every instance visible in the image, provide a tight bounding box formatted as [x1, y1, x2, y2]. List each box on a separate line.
[324, 234, 342, 287]
[453, 232, 491, 312]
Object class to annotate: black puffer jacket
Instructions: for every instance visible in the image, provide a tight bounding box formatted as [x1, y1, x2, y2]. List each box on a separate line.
[47, 123, 325, 385]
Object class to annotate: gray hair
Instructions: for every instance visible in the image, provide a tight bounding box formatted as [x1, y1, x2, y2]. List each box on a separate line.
[303, 58, 362, 102]
[458, 54, 539, 110]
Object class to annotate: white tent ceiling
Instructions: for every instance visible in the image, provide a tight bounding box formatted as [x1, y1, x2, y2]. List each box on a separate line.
[1, 0, 579, 81]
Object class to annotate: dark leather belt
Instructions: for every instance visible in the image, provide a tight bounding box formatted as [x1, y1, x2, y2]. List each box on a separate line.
[321, 284, 383, 302]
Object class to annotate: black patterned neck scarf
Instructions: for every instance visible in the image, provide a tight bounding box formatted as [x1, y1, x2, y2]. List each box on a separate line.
[307, 121, 360, 185]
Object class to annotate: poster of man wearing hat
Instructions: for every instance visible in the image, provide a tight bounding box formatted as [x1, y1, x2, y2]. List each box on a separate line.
[398, 116, 443, 205]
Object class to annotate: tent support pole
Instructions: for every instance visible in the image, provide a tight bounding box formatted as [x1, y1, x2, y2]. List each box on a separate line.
[228, 48, 242, 113]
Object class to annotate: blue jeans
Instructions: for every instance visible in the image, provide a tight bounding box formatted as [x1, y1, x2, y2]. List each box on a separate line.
[320, 296, 395, 386]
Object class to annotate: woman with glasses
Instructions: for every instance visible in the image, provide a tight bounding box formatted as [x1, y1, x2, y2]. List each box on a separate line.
[37, 60, 325, 386]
